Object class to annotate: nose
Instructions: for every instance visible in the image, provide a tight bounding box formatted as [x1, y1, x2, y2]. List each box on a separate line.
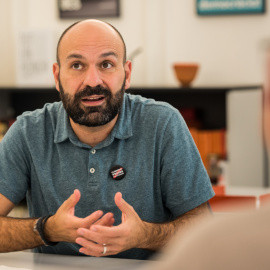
[83, 66, 103, 87]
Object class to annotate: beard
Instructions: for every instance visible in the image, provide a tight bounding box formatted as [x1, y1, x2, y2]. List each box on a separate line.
[58, 76, 126, 127]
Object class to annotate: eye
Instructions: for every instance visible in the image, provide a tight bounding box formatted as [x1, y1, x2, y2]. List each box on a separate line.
[101, 61, 113, 69]
[72, 63, 83, 70]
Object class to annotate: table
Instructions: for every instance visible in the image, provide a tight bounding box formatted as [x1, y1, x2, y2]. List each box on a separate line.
[226, 186, 270, 208]
[225, 186, 270, 197]
[210, 185, 270, 213]
[0, 252, 156, 270]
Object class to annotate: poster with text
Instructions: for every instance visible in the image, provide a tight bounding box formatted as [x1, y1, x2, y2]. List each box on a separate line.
[197, 0, 265, 15]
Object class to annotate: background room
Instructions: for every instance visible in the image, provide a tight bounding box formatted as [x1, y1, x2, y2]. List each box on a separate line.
[1, 0, 270, 214]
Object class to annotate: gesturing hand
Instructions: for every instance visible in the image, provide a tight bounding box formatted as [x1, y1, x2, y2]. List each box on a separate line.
[45, 189, 115, 243]
[76, 192, 147, 257]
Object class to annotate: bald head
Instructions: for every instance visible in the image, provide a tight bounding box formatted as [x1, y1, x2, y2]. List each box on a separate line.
[56, 19, 127, 66]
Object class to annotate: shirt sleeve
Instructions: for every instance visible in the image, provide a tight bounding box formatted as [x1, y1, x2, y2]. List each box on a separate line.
[0, 119, 31, 204]
[160, 109, 215, 218]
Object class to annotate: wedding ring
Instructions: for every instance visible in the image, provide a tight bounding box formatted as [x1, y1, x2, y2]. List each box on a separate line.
[102, 244, 107, 255]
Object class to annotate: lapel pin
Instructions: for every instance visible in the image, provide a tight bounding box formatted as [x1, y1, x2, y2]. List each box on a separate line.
[109, 165, 126, 180]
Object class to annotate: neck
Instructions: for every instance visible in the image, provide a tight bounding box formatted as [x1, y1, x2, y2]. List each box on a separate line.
[70, 116, 119, 147]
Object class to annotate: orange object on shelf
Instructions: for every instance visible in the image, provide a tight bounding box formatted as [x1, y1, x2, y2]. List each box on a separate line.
[212, 129, 226, 159]
[189, 128, 199, 147]
[259, 194, 270, 208]
[173, 63, 199, 87]
[209, 195, 257, 212]
[212, 185, 225, 195]
[188, 128, 227, 170]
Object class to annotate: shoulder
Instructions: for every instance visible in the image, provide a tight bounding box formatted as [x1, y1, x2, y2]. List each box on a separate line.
[7, 102, 64, 142]
[126, 93, 181, 122]
[124, 94, 188, 141]
[16, 102, 63, 127]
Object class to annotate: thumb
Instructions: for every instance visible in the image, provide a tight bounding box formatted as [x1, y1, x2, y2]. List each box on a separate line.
[114, 192, 134, 217]
[62, 189, 81, 213]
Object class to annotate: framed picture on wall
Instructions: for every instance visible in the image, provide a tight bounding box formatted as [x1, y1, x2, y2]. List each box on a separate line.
[58, 0, 120, 19]
[197, 0, 266, 15]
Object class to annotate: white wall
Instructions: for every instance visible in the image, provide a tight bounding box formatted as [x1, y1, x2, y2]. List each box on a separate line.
[227, 89, 265, 187]
[0, 0, 269, 87]
[163, 0, 269, 87]
[0, 0, 15, 86]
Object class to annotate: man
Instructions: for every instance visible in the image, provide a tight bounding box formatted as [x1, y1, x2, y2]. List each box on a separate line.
[0, 20, 214, 260]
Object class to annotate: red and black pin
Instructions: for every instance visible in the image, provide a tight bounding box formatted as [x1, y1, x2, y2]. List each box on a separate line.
[109, 165, 126, 180]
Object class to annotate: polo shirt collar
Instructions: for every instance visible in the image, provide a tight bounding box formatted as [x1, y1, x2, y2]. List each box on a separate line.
[112, 94, 133, 140]
[54, 103, 72, 143]
[54, 94, 133, 144]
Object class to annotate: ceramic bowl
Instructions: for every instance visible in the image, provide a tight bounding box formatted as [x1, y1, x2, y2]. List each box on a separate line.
[173, 63, 199, 87]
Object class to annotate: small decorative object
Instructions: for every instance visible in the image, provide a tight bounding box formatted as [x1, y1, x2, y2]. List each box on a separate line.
[207, 153, 221, 185]
[173, 63, 199, 87]
[197, 0, 265, 16]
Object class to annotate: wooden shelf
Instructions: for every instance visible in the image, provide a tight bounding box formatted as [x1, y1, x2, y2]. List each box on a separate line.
[0, 85, 262, 129]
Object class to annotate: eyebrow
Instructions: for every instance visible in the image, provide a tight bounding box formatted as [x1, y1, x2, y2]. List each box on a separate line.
[65, 51, 119, 62]
[66, 54, 85, 61]
[99, 51, 119, 59]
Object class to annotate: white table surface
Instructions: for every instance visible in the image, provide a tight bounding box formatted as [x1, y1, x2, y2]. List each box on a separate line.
[218, 186, 270, 209]
[225, 186, 270, 197]
[0, 252, 156, 270]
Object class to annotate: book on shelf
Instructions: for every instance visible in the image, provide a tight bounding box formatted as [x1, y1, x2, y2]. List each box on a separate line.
[0, 119, 15, 142]
[0, 122, 8, 142]
[178, 107, 227, 184]
[189, 128, 227, 184]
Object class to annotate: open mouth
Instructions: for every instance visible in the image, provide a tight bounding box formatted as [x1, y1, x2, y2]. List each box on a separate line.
[81, 95, 105, 106]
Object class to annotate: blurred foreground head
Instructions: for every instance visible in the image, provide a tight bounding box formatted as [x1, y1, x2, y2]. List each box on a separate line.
[141, 51, 270, 270]
[264, 50, 270, 149]
[142, 207, 270, 270]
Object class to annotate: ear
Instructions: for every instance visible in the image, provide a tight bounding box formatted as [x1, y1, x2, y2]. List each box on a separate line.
[124, 60, 132, 90]
[53, 63, 60, 92]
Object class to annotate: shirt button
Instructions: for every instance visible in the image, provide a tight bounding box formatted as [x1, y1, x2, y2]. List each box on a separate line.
[90, 168, 95, 174]
[91, 149, 96, 154]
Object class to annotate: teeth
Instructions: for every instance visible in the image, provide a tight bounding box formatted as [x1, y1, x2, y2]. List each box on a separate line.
[84, 97, 102, 101]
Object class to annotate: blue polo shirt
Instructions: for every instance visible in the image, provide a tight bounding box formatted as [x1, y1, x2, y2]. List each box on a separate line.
[0, 93, 214, 259]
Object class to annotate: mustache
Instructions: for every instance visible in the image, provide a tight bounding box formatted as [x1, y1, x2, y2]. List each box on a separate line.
[75, 85, 111, 99]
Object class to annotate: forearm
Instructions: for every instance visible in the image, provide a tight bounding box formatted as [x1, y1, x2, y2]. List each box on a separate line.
[0, 216, 43, 252]
[139, 202, 211, 251]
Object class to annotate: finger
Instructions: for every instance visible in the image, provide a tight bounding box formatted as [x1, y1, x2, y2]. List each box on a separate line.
[78, 210, 103, 228]
[108, 217, 115, 227]
[77, 226, 119, 246]
[91, 224, 125, 244]
[61, 189, 81, 213]
[94, 212, 115, 226]
[114, 192, 134, 217]
[121, 211, 128, 223]
[76, 238, 105, 257]
[76, 239, 117, 257]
